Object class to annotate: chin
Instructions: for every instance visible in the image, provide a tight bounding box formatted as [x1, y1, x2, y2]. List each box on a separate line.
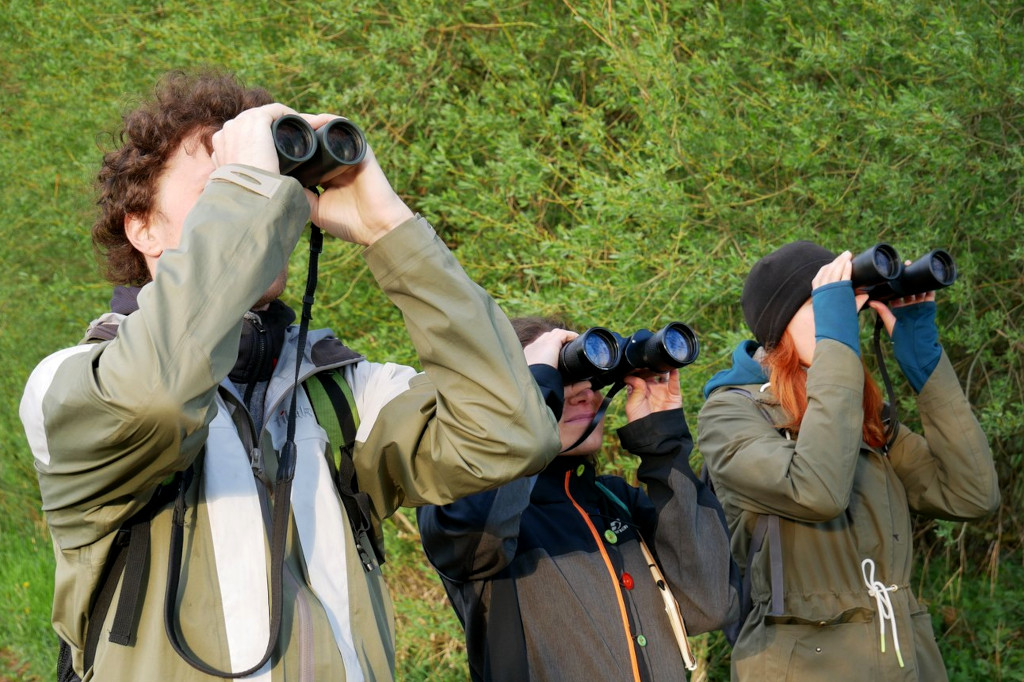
[559, 432, 604, 457]
[253, 271, 288, 309]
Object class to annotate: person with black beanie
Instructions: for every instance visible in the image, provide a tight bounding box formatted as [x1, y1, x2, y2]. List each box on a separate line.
[696, 241, 999, 681]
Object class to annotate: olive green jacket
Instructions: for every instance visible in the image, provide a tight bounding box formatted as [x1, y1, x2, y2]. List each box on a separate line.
[698, 339, 999, 681]
[21, 167, 560, 681]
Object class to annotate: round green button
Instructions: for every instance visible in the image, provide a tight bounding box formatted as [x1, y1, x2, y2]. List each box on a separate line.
[636, 634, 647, 647]
[576, 464, 585, 476]
[604, 529, 618, 544]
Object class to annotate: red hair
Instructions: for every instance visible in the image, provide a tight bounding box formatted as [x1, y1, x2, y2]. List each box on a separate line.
[765, 332, 888, 447]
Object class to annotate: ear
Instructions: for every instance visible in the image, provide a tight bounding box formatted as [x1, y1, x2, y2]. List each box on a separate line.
[124, 213, 163, 259]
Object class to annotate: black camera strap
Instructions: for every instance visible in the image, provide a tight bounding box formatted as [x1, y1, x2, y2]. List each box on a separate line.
[559, 380, 627, 453]
[872, 314, 901, 450]
[163, 225, 324, 677]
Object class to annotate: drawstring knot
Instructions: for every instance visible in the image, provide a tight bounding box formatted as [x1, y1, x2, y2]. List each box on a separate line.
[861, 558, 905, 668]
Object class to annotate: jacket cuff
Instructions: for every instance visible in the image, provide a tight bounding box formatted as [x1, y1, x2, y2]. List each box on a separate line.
[618, 408, 691, 455]
[362, 215, 441, 285]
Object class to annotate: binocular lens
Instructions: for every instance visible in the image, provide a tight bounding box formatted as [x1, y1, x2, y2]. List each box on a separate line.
[929, 250, 956, 285]
[874, 249, 899, 277]
[272, 115, 318, 173]
[582, 332, 617, 369]
[640, 322, 699, 371]
[276, 125, 310, 159]
[661, 323, 699, 366]
[851, 243, 902, 289]
[322, 121, 364, 164]
[558, 327, 620, 384]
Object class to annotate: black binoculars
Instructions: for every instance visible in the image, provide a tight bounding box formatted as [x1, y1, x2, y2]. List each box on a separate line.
[272, 114, 367, 188]
[850, 243, 958, 302]
[558, 322, 700, 389]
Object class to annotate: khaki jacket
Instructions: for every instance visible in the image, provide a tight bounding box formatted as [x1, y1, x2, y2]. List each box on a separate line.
[698, 339, 999, 681]
[21, 167, 560, 681]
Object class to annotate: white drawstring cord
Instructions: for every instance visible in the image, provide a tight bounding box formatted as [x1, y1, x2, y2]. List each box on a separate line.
[861, 558, 905, 668]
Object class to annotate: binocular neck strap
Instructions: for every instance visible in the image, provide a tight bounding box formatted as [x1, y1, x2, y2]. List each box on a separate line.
[872, 314, 900, 450]
[164, 225, 324, 678]
[559, 380, 626, 454]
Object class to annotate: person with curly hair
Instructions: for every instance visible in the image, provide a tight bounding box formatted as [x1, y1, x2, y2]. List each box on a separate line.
[20, 69, 561, 681]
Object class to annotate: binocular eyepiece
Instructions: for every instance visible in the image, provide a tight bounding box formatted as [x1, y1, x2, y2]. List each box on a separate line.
[850, 243, 957, 301]
[558, 322, 700, 389]
[272, 114, 367, 188]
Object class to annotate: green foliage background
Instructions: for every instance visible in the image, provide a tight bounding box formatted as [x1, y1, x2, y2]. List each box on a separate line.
[1, 1, 1021, 679]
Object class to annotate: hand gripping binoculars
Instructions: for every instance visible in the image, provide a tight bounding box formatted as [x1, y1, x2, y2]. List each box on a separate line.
[850, 243, 958, 301]
[558, 322, 700, 389]
[272, 114, 367, 187]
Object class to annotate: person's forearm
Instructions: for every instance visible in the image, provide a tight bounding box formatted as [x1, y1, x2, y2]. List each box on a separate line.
[353, 216, 560, 513]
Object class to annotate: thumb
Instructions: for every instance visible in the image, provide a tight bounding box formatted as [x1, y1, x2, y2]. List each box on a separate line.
[868, 300, 897, 337]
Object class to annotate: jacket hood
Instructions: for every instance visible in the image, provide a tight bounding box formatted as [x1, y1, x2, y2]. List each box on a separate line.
[703, 340, 769, 398]
[111, 285, 142, 315]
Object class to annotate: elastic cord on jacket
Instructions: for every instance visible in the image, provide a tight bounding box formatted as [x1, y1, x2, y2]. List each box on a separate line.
[861, 558, 905, 668]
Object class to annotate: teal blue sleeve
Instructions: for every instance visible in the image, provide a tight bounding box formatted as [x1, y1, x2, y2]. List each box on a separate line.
[891, 301, 941, 393]
[812, 281, 860, 356]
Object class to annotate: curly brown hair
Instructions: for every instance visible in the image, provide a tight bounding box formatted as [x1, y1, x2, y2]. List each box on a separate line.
[92, 69, 274, 285]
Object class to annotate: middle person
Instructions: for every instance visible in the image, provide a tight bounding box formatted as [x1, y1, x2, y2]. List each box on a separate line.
[417, 316, 739, 682]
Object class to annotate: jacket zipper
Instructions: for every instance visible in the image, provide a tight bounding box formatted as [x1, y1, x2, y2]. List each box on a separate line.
[242, 311, 268, 408]
[563, 471, 642, 682]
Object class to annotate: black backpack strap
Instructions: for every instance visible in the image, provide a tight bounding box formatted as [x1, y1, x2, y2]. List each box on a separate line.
[304, 369, 384, 571]
[872, 315, 901, 450]
[107, 520, 150, 646]
[74, 471, 184, 675]
[82, 532, 129, 670]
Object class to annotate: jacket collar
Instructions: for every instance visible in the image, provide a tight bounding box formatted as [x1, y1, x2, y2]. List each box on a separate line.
[532, 456, 600, 504]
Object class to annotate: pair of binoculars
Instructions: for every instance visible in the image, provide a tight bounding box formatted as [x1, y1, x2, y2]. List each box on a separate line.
[851, 243, 957, 302]
[272, 114, 367, 188]
[558, 322, 700, 389]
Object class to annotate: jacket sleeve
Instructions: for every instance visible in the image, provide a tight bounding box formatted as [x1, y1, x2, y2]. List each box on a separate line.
[416, 476, 535, 582]
[887, 351, 1000, 520]
[618, 409, 740, 635]
[348, 216, 561, 518]
[696, 340, 866, 522]
[21, 169, 310, 550]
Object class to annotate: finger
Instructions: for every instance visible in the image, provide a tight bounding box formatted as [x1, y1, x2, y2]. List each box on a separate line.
[840, 255, 853, 281]
[868, 300, 897, 336]
[622, 375, 648, 392]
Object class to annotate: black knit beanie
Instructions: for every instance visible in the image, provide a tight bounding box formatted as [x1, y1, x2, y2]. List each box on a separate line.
[741, 241, 836, 349]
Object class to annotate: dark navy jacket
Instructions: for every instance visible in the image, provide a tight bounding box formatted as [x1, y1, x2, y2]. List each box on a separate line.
[417, 377, 739, 682]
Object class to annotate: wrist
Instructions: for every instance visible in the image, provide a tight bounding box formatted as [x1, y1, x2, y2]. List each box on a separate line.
[361, 200, 415, 246]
